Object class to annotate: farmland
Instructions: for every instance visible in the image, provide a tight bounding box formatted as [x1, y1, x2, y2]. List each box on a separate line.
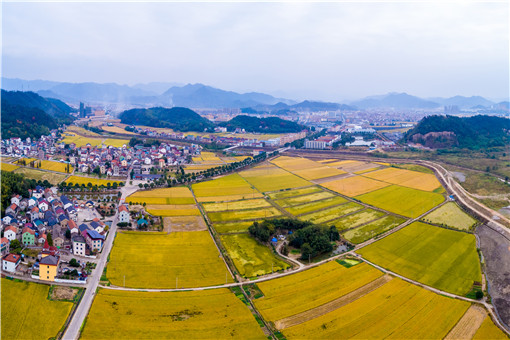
[1, 162, 19, 171]
[208, 207, 281, 223]
[282, 278, 470, 339]
[274, 191, 335, 207]
[424, 202, 477, 230]
[321, 175, 390, 197]
[16, 158, 73, 173]
[270, 155, 345, 180]
[342, 215, 406, 244]
[332, 209, 387, 231]
[81, 288, 265, 339]
[107, 231, 233, 288]
[363, 167, 442, 191]
[358, 222, 482, 295]
[192, 173, 257, 199]
[254, 261, 383, 322]
[284, 196, 348, 216]
[473, 316, 509, 339]
[240, 164, 311, 192]
[13, 167, 68, 184]
[268, 186, 322, 200]
[220, 233, 289, 277]
[146, 205, 201, 216]
[355, 185, 445, 218]
[64, 175, 123, 186]
[101, 125, 136, 134]
[214, 221, 256, 234]
[127, 187, 195, 205]
[60, 132, 129, 148]
[202, 198, 272, 212]
[299, 202, 364, 224]
[1, 279, 73, 340]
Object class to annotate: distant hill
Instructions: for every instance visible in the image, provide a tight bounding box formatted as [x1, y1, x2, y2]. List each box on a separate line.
[220, 115, 304, 133]
[403, 115, 510, 149]
[351, 93, 440, 109]
[2, 90, 75, 120]
[119, 107, 214, 132]
[290, 100, 355, 111]
[132, 82, 184, 95]
[429, 96, 494, 109]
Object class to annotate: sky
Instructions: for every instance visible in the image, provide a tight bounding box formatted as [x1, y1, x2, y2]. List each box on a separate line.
[2, 1, 509, 102]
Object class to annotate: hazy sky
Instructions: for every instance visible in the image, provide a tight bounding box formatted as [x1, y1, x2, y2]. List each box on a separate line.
[2, 1, 509, 101]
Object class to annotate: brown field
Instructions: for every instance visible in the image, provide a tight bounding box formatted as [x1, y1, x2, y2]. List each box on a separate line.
[322, 175, 390, 197]
[363, 167, 442, 191]
[163, 216, 207, 232]
[445, 305, 487, 340]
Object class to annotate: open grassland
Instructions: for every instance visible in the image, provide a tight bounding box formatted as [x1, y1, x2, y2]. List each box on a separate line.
[322, 175, 390, 197]
[424, 202, 477, 230]
[254, 261, 383, 322]
[473, 316, 509, 339]
[274, 191, 335, 207]
[220, 233, 289, 277]
[107, 231, 233, 288]
[332, 209, 386, 231]
[208, 207, 281, 222]
[240, 164, 311, 192]
[268, 186, 323, 201]
[299, 202, 364, 224]
[1, 162, 19, 171]
[1, 279, 73, 340]
[214, 221, 256, 234]
[364, 167, 442, 192]
[127, 187, 195, 205]
[282, 278, 470, 339]
[64, 175, 123, 186]
[358, 222, 482, 295]
[14, 167, 68, 184]
[285, 196, 348, 216]
[342, 215, 406, 244]
[81, 288, 265, 340]
[355, 185, 445, 218]
[146, 205, 201, 217]
[192, 173, 256, 198]
[203, 198, 272, 212]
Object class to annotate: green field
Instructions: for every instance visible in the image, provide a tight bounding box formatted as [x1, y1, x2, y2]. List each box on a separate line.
[81, 288, 265, 339]
[423, 202, 477, 230]
[1, 279, 73, 339]
[268, 186, 322, 200]
[275, 191, 335, 207]
[208, 207, 281, 222]
[342, 215, 406, 244]
[299, 202, 364, 224]
[355, 185, 445, 218]
[285, 196, 348, 216]
[107, 231, 233, 288]
[358, 222, 482, 295]
[214, 221, 256, 234]
[332, 209, 386, 231]
[220, 233, 289, 277]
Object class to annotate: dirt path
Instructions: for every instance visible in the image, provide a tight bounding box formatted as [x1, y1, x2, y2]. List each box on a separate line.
[445, 305, 487, 339]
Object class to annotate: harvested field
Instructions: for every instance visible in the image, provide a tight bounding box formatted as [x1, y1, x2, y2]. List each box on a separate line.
[445, 305, 487, 340]
[332, 209, 386, 231]
[202, 198, 272, 212]
[299, 202, 364, 224]
[163, 216, 207, 232]
[342, 215, 406, 244]
[285, 196, 348, 216]
[240, 164, 311, 192]
[363, 167, 442, 191]
[208, 207, 281, 222]
[268, 186, 322, 200]
[274, 191, 335, 207]
[322, 175, 390, 197]
[51, 286, 79, 301]
[146, 204, 201, 217]
[214, 221, 255, 234]
[473, 316, 509, 339]
[423, 202, 477, 230]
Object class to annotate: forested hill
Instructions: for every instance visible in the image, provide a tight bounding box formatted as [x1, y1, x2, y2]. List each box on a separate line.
[220, 115, 305, 133]
[403, 115, 510, 149]
[119, 107, 214, 132]
[1, 90, 76, 140]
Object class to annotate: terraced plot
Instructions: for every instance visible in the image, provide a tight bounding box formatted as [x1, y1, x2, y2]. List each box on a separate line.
[208, 207, 281, 222]
[285, 196, 348, 216]
[299, 202, 363, 224]
[81, 288, 265, 339]
[358, 222, 482, 295]
[1, 279, 73, 340]
[274, 191, 335, 207]
[332, 209, 386, 231]
[146, 205, 201, 216]
[127, 187, 195, 205]
[240, 164, 310, 192]
[65, 175, 124, 186]
[220, 233, 289, 277]
[282, 278, 470, 339]
[202, 198, 272, 212]
[254, 261, 383, 322]
[107, 231, 233, 288]
[424, 202, 477, 230]
[342, 215, 406, 244]
[192, 173, 256, 199]
[364, 167, 442, 191]
[322, 175, 390, 197]
[268, 186, 322, 200]
[355, 185, 445, 218]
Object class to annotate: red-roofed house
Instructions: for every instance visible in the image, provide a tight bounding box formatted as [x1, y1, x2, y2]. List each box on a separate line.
[4, 225, 17, 241]
[118, 205, 130, 223]
[2, 253, 21, 273]
[1, 237, 10, 255]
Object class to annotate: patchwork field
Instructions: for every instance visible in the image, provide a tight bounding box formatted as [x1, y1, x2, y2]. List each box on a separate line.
[285, 196, 348, 216]
[192, 173, 257, 199]
[127, 187, 195, 205]
[424, 202, 477, 230]
[214, 221, 256, 234]
[355, 185, 445, 218]
[268, 186, 322, 200]
[13, 167, 68, 184]
[321, 175, 390, 197]
[282, 278, 470, 339]
[240, 164, 311, 192]
[1, 162, 19, 171]
[332, 209, 386, 231]
[364, 167, 442, 191]
[342, 215, 406, 244]
[81, 288, 265, 339]
[208, 207, 281, 222]
[254, 261, 383, 322]
[146, 204, 201, 216]
[473, 316, 509, 339]
[293, 166, 346, 180]
[107, 231, 233, 288]
[299, 202, 364, 224]
[274, 191, 335, 207]
[271, 156, 346, 181]
[64, 175, 124, 186]
[358, 222, 482, 295]
[1, 279, 73, 340]
[202, 198, 272, 212]
[220, 233, 289, 277]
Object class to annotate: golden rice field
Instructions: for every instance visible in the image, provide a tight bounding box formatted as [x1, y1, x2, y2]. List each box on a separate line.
[108, 231, 233, 288]
[192, 173, 257, 198]
[342, 215, 406, 244]
[81, 288, 265, 340]
[254, 261, 383, 322]
[16, 158, 72, 173]
[285, 196, 348, 216]
[61, 134, 103, 147]
[473, 316, 509, 339]
[321, 175, 390, 197]
[299, 202, 364, 224]
[195, 193, 264, 202]
[103, 138, 130, 147]
[271, 156, 323, 171]
[1, 162, 19, 171]
[202, 198, 272, 212]
[67, 125, 102, 136]
[274, 190, 335, 207]
[423, 202, 477, 230]
[1, 279, 73, 340]
[332, 209, 386, 231]
[268, 186, 322, 200]
[355, 185, 445, 218]
[358, 222, 482, 295]
[126, 187, 195, 205]
[240, 164, 311, 192]
[64, 175, 123, 186]
[101, 125, 136, 135]
[293, 166, 346, 180]
[282, 278, 470, 339]
[13, 167, 68, 184]
[14, 157, 37, 164]
[363, 167, 442, 191]
[214, 221, 256, 234]
[220, 233, 289, 277]
[208, 207, 281, 222]
[145, 204, 201, 217]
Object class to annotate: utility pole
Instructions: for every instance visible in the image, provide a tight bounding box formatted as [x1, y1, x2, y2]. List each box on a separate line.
[176, 277, 178, 289]
[123, 275, 125, 287]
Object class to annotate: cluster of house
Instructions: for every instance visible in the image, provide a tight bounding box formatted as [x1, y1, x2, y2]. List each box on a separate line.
[1, 133, 60, 158]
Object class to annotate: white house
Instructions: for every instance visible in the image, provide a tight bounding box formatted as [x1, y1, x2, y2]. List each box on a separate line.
[118, 205, 130, 223]
[10, 195, 21, 206]
[3, 226, 17, 241]
[38, 200, 49, 212]
[72, 235, 87, 256]
[2, 253, 21, 273]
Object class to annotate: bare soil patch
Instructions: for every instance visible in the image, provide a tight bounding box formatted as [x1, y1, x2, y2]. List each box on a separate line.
[163, 216, 207, 232]
[51, 286, 78, 301]
[445, 305, 487, 340]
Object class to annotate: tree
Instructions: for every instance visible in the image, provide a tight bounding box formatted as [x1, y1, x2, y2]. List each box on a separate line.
[65, 229, 71, 239]
[300, 243, 313, 260]
[47, 233, 53, 246]
[10, 239, 22, 254]
[69, 258, 80, 267]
